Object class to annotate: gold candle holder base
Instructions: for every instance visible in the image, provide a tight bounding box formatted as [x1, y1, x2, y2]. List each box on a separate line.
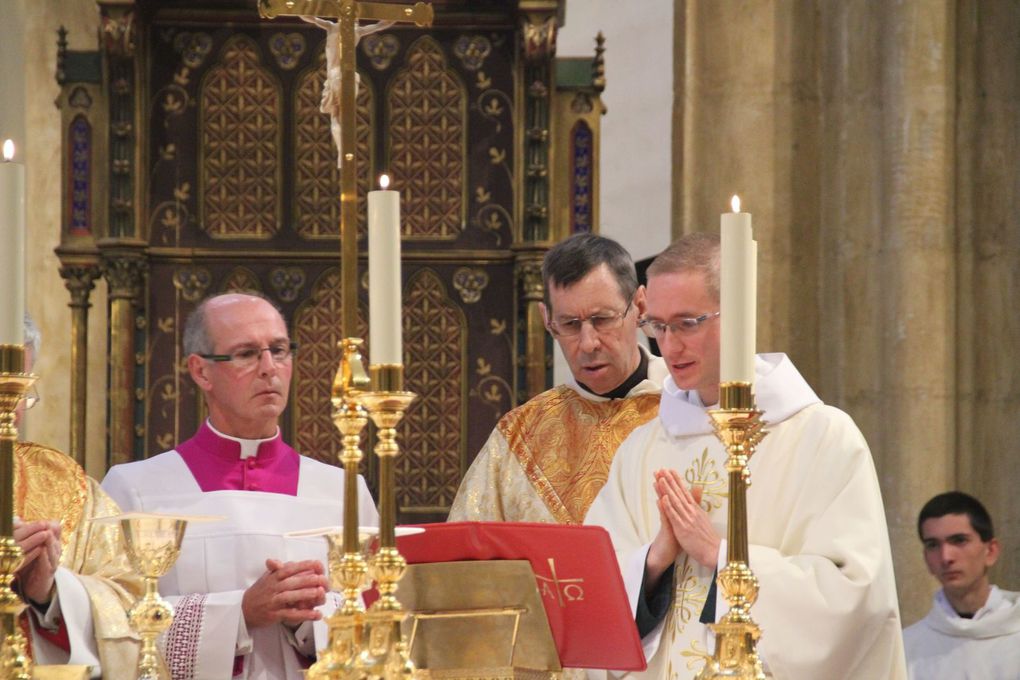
[0, 344, 36, 680]
[696, 382, 771, 680]
[120, 515, 188, 680]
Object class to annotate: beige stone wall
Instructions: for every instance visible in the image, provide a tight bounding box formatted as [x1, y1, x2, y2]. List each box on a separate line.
[15, 0, 108, 480]
[673, 0, 1020, 624]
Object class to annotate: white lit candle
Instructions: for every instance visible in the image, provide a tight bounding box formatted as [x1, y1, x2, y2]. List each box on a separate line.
[720, 195, 754, 383]
[0, 140, 25, 346]
[368, 174, 402, 365]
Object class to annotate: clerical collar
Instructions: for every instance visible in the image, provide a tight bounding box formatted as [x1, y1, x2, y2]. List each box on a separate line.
[206, 419, 280, 459]
[578, 350, 649, 400]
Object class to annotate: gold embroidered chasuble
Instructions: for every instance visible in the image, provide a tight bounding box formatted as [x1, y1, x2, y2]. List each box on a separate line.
[15, 442, 142, 678]
[449, 355, 666, 524]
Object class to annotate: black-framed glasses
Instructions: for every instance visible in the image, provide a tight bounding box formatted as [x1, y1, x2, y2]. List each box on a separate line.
[199, 341, 298, 370]
[549, 299, 634, 338]
[639, 312, 720, 340]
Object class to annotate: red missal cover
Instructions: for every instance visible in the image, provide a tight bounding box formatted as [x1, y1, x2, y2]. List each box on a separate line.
[396, 521, 647, 671]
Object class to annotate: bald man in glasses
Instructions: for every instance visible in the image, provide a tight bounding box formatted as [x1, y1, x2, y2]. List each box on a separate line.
[103, 293, 378, 679]
[449, 234, 668, 525]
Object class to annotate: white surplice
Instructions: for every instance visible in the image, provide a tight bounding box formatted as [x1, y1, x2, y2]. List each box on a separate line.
[904, 586, 1020, 680]
[102, 450, 378, 679]
[585, 353, 907, 680]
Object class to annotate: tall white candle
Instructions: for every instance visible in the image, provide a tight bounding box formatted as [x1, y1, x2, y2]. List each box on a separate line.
[720, 195, 754, 383]
[368, 175, 402, 365]
[0, 140, 25, 346]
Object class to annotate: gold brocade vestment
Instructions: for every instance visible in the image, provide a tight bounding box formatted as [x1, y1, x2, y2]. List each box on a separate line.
[14, 442, 142, 678]
[450, 358, 664, 524]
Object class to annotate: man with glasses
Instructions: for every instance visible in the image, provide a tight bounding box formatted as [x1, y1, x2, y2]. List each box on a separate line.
[103, 293, 378, 678]
[14, 314, 142, 676]
[586, 233, 906, 679]
[449, 233, 667, 524]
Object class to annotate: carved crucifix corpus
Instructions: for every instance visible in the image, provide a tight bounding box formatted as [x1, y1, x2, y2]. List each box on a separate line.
[258, 0, 432, 333]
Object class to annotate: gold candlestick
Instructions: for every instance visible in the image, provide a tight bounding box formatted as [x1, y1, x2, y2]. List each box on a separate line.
[0, 344, 36, 680]
[356, 364, 416, 679]
[308, 339, 372, 679]
[120, 515, 187, 680]
[696, 381, 771, 680]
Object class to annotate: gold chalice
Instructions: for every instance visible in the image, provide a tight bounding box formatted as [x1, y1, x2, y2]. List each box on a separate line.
[96, 513, 187, 680]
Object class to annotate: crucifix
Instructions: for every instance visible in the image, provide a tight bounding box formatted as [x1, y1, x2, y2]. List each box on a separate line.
[258, 0, 432, 337]
[258, 3, 432, 678]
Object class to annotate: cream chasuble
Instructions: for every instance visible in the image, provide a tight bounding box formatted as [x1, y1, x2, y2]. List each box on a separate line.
[15, 442, 142, 678]
[903, 587, 1020, 680]
[449, 352, 667, 524]
[586, 354, 907, 680]
[103, 446, 378, 679]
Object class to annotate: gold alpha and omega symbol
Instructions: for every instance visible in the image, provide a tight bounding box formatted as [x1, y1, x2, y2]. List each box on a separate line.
[534, 558, 585, 607]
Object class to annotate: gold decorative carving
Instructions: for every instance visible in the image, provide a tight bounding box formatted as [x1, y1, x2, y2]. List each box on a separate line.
[101, 253, 146, 301]
[389, 36, 466, 240]
[452, 35, 491, 71]
[292, 270, 367, 464]
[522, 16, 556, 63]
[570, 92, 594, 115]
[268, 32, 306, 70]
[294, 57, 372, 240]
[220, 266, 263, 293]
[399, 269, 465, 513]
[269, 267, 307, 302]
[172, 266, 213, 303]
[199, 35, 281, 239]
[101, 9, 136, 58]
[360, 33, 400, 70]
[69, 87, 93, 109]
[451, 267, 489, 304]
[173, 32, 213, 69]
[517, 260, 543, 301]
[60, 265, 100, 308]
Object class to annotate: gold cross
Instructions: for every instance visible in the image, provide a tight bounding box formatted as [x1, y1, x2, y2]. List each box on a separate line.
[258, 0, 432, 333]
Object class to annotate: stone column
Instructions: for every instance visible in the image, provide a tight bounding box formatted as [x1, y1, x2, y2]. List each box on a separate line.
[674, 0, 963, 623]
[954, 0, 1020, 594]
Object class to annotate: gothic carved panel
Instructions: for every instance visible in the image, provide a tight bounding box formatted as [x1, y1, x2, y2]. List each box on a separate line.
[294, 58, 373, 240]
[389, 36, 466, 240]
[398, 269, 466, 515]
[199, 35, 282, 239]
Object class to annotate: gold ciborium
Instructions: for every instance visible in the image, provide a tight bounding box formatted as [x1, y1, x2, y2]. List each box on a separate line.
[120, 514, 187, 680]
[696, 382, 771, 680]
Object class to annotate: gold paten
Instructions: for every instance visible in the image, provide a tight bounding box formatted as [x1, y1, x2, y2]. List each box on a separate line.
[696, 381, 772, 680]
[0, 344, 36, 679]
[397, 561, 560, 679]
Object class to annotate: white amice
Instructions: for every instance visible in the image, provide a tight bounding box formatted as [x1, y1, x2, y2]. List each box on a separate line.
[904, 586, 1020, 680]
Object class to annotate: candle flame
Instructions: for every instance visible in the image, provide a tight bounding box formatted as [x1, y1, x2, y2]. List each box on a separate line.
[731, 195, 741, 213]
[2, 140, 13, 162]
[379, 174, 390, 190]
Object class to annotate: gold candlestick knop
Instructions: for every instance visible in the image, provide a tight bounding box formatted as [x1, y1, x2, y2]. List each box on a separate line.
[696, 381, 772, 680]
[0, 344, 37, 680]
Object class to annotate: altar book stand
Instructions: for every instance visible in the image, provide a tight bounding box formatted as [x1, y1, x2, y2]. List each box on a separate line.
[399, 560, 559, 679]
[396, 522, 647, 679]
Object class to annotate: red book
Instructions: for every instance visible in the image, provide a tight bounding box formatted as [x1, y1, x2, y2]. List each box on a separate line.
[397, 521, 647, 671]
